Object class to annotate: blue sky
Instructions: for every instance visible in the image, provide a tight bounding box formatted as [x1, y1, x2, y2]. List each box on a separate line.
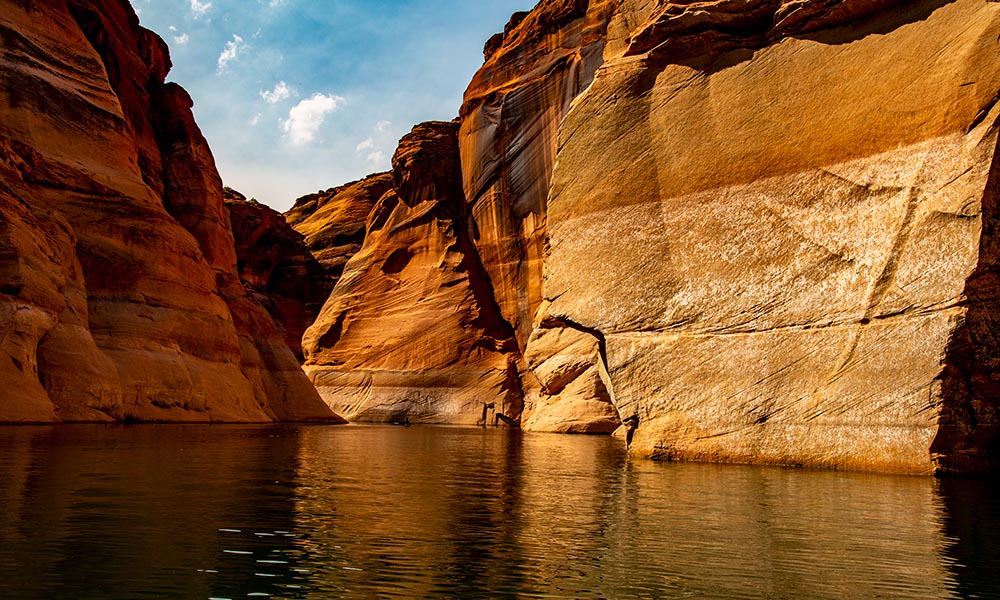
[131, 0, 536, 210]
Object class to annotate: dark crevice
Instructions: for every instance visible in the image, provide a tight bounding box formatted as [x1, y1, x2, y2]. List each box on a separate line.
[536, 313, 618, 421]
[317, 311, 347, 350]
[932, 121, 1000, 475]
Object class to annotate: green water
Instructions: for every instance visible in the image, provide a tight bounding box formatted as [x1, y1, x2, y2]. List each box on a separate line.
[0, 425, 997, 599]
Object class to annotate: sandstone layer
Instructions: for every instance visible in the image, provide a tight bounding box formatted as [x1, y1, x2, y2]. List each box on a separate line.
[302, 122, 521, 424]
[540, 0, 1000, 473]
[0, 0, 339, 423]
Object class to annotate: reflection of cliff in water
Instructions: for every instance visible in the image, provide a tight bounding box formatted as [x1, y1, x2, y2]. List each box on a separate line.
[0, 426, 308, 600]
[939, 478, 1000, 599]
[3, 425, 1000, 599]
[292, 426, 530, 596]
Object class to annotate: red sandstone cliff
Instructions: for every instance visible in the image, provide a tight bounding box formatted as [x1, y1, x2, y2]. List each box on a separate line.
[0, 0, 341, 423]
[225, 188, 334, 361]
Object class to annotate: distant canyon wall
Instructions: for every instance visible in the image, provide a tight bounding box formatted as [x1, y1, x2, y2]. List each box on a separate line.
[0, 0, 339, 423]
[289, 0, 1000, 474]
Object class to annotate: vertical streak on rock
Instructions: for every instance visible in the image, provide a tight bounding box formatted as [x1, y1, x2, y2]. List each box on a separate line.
[460, 0, 622, 433]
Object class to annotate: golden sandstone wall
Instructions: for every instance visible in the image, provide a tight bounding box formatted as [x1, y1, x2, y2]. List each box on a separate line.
[299, 0, 1000, 473]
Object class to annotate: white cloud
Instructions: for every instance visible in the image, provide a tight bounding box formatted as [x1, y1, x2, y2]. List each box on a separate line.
[190, 0, 212, 18]
[374, 120, 392, 133]
[173, 33, 190, 45]
[250, 113, 262, 126]
[261, 81, 294, 104]
[366, 150, 387, 166]
[280, 93, 344, 145]
[356, 138, 376, 152]
[217, 34, 245, 73]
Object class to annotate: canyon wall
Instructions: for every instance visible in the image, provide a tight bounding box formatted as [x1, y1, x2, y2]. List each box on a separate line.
[298, 0, 1000, 472]
[0, 0, 339, 423]
[300, 122, 522, 424]
[4, 0, 998, 472]
[539, 0, 1000, 474]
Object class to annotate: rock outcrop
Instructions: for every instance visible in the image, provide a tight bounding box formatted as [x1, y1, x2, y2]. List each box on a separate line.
[286, 174, 394, 280]
[0, 0, 340, 422]
[302, 122, 521, 424]
[538, 0, 1000, 473]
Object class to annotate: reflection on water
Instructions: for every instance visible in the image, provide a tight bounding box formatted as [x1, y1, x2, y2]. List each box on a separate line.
[0, 425, 997, 599]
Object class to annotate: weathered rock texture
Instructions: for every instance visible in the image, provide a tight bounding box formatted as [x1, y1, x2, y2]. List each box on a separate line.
[298, 0, 1000, 471]
[0, 0, 340, 423]
[540, 0, 1000, 473]
[226, 188, 333, 360]
[302, 122, 522, 424]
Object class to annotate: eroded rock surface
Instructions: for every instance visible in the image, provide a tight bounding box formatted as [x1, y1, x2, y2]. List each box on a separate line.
[303, 122, 521, 424]
[460, 0, 622, 433]
[542, 0, 1000, 473]
[0, 0, 339, 423]
[286, 174, 394, 280]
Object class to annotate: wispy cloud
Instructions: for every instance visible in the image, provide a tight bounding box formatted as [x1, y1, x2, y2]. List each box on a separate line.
[217, 34, 245, 73]
[190, 0, 212, 18]
[354, 122, 395, 168]
[173, 33, 190, 45]
[281, 93, 344, 145]
[261, 81, 294, 104]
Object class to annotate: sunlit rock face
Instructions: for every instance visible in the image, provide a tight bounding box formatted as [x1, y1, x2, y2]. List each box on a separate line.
[302, 122, 522, 424]
[286, 174, 394, 281]
[541, 0, 1000, 473]
[0, 0, 339, 423]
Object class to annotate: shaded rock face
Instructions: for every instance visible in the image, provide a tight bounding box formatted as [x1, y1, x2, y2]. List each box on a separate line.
[302, 122, 522, 424]
[539, 0, 1000, 473]
[225, 189, 333, 360]
[0, 0, 339, 423]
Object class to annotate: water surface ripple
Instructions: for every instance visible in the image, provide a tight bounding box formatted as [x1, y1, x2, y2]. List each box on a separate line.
[0, 425, 997, 599]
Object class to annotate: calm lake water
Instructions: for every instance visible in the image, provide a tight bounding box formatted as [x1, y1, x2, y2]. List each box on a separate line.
[0, 425, 998, 599]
